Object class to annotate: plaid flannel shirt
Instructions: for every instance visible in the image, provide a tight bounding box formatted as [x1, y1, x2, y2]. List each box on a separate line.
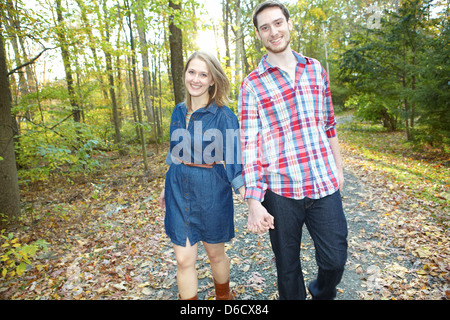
[238, 51, 339, 202]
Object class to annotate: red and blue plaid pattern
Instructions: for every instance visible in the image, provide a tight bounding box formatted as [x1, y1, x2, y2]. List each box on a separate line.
[238, 51, 339, 201]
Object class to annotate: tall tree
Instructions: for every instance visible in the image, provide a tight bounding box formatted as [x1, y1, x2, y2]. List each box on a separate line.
[392, 0, 428, 140]
[3, 0, 27, 150]
[4, 0, 29, 99]
[55, 0, 81, 123]
[232, 0, 243, 85]
[134, 0, 157, 144]
[0, 25, 21, 228]
[222, 0, 231, 69]
[414, 13, 450, 147]
[168, 0, 184, 105]
[339, 0, 442, 139]
[75, 0, 109, 100]
[125, 0, 148, 171]
[100, 0, 122, 146]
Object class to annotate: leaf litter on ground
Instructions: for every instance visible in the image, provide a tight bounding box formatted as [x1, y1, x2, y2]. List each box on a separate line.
[1, 118, 448, 300]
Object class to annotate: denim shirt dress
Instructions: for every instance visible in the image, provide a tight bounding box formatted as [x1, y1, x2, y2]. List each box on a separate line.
[164, 101, 244, 247]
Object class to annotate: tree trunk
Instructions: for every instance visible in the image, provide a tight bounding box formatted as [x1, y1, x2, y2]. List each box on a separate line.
[101, 0, 122, 147]
[157, 52, 163, 144]
[322, 23, 330, 75]
[75, 0, 109, 100]
[223, 0, 231, 69]
[55, 0, 81, 123]
[4, 0, 27, 154]
[5, 0, 29, 98]
[151, 53, 160, 152]
[169, 0, 184, 105]
[0, 31, 21, 228]
[126, 56, 140, 142]
[230, 2, 246, 98]
[410, 26, 416, 132]
[135, 3, 157, 146]
[126, 0, 148, 171]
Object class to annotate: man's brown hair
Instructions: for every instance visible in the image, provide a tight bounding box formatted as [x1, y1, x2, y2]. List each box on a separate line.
[252, 0, 290, 29]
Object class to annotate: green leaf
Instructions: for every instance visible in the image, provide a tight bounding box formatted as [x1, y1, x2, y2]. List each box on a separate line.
[21, 244, 38, 256]
[16, 262, 27, 276]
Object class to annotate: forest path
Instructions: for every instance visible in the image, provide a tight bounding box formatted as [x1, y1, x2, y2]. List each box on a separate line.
[1, 116, 446, 301]
[160, 167, 400, 300]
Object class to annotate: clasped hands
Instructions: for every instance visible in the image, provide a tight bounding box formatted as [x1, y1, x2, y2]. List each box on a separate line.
[236, 187, 274, 234]
[246, 198, 274, 234]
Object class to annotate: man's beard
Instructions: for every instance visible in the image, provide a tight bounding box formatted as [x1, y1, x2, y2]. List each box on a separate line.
[265, 34, 291, 54]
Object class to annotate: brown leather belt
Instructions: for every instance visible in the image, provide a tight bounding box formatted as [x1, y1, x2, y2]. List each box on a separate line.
[181, 161, 217, 169]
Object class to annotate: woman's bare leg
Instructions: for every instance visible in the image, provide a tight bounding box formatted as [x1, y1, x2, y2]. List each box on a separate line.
[173, 239, 198, 299]
[203, 242, 230, 284]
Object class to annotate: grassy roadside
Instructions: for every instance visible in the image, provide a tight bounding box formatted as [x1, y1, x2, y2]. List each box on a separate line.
[337, 114, 449, 221]
[337, 113, 449, 299]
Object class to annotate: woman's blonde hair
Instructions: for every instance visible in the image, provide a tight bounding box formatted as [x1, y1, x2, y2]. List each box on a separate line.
[183, 50, 230, 109]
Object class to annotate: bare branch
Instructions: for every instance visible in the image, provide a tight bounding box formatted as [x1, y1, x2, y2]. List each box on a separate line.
[7, 46, 56, 76]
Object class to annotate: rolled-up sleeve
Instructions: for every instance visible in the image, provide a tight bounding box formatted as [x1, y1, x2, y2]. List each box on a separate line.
[222, 109, 244, 194]
[322, 69, 337, 138]
[238, 81, 266, 202]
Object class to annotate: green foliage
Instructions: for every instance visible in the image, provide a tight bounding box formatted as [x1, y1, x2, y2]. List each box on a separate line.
[0, 229, 49, 278]
[330, 82, 350, 112]
[339, 118, 449, 206]
[5, 0, 448, 184]
[411, 17, 450, 148]
[339, 0, 448, 146]
[16, 119, 103, 183]
[344, 93, 400, 131]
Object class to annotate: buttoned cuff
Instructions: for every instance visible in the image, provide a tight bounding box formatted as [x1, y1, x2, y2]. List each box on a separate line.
[326, 126, 337, 138]
[244, 186, 265, 202]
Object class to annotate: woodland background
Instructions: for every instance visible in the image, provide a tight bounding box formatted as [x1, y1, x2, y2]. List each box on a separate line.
[0, 0, 448, 299]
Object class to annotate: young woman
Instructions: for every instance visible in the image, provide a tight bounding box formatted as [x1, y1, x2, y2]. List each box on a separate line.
[159, 51, 244, 300]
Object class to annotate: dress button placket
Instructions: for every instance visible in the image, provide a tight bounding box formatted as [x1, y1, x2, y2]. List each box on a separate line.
[183, 171, 190, 230]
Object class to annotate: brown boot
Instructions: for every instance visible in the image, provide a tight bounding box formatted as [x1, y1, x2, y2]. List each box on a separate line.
[178, 293, 198, 300]
[214, 279, 235, 300]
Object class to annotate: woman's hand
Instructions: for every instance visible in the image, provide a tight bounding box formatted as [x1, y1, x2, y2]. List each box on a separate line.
[159, 188, 165, 211]
[246, 198, 274, 234]
[237, 186, 246, 202]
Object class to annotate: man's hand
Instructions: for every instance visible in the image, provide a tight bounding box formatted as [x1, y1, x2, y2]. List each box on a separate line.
[246, 198, 274, 234]
[328, 136, 344, 191]
[337, 167, 345, 191]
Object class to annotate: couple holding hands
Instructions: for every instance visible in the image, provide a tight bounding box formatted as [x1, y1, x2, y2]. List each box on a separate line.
[159, 1, 347, 301]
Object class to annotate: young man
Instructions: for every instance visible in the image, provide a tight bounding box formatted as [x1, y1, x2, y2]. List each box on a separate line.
[238, 0, 348, 300]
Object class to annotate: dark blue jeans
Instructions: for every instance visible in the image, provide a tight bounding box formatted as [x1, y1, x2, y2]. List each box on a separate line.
[263, 190, 348, 300]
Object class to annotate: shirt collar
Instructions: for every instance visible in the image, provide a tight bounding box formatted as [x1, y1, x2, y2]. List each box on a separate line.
[181, 100, 219, 115]
[258, 50, 310, 75]
[205, 101, 219, 114]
